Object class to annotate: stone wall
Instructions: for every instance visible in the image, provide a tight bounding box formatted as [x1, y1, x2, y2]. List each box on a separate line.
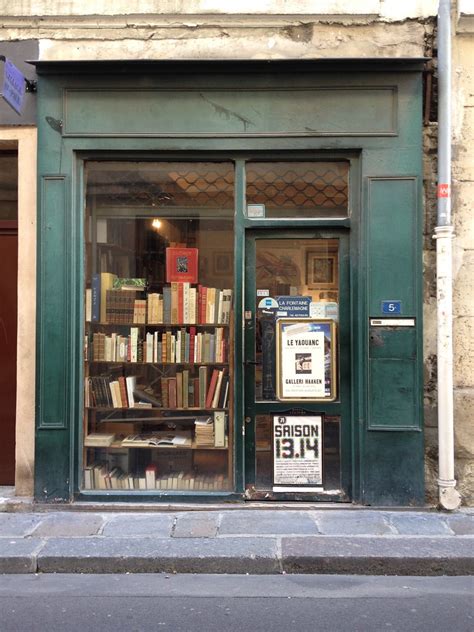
[452, 13, 474, 504]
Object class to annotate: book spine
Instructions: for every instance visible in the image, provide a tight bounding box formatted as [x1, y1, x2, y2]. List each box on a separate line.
[176, 371, 183, 408]
[198, 366, 207, 408]
[211, 369, 225, 409]
[214, 410, 226, 447]
[91, 274, 100, 322]
[161, 377, 169, 408]
[169, 378, 177, 409]
[183, 282, 190, 323]
[171, 282, 179, 324]
[130, 327, 139, 363]
[163, 287, 171, 323]
[182, 370, 189, 409]
[189, 287, 196, 324]
[205, 368, 219, 408]
[178, 282, 184, 324]
[118, 376, 129, 408]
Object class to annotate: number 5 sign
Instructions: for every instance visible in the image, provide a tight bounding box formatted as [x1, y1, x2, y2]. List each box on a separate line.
[381, 300, 402, 314]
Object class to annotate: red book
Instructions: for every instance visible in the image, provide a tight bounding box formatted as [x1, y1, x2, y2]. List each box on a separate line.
[199, 286, 208, 324]
[166, 248, 198, 283]
[189, 326, 196, 363]
[118, 377, 129, 408]
[205, 369, 219, 409]
[168, 378, 177, 409]
[178, 282, 184, 323]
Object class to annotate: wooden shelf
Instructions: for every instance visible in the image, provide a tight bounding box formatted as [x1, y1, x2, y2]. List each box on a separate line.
[86, 407, 228, 412]
[86, 361, 228, 366]
[86, 322, 229, 328]
[86, 441, 228, 451]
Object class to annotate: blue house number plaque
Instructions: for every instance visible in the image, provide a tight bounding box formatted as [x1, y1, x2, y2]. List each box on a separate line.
[381, 300, 402, 314]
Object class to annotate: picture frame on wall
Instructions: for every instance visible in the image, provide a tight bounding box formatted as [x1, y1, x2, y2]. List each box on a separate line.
[213, 250, 233, 276]
[306, 252, 338, 289]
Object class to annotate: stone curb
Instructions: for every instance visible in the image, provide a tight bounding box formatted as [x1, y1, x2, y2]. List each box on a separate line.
[0, 535, 472, 575]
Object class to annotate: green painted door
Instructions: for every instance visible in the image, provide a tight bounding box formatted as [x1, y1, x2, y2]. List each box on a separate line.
[244, 229, 351, 501]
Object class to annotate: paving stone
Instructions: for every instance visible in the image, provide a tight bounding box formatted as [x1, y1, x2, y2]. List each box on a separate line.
[173, 512, 219, 538]
[219, 510, 319, 535]
[101, 513, 174, 537]
[281, 536, 474, 575]
[312, 510, 392, 535]
[445, 513, 474, 535]
[30, 513, 105, 537]
[0, 513, 43, 537]
[0, 539, 43, 573]
[388, 513, 454, 535]
[37, 536, 279, 574]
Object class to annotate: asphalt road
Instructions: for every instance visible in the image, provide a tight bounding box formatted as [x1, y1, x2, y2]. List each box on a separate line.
[0, 574, 472, 631]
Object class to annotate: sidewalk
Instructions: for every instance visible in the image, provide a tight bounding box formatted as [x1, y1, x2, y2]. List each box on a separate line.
[1, 494, 472, 576]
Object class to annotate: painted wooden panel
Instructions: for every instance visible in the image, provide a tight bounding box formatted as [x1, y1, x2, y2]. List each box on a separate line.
[367, 178, 417, 316]
[368, 358, 418, 430]
[38, 176, 68, 429]
[63, 87, 397, 137]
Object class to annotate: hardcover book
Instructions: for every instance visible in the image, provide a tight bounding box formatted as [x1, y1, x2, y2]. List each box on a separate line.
[166, 247, 198, 283]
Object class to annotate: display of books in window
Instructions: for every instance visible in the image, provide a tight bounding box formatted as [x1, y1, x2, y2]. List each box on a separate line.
[84, 212, 234, 494]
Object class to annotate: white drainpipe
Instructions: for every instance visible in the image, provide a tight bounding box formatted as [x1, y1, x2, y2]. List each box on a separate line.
[434, 0, 461, 510]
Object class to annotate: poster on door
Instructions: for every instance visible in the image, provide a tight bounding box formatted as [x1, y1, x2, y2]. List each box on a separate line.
[276, 319, 337, 401]
[273, 415, 323, 487]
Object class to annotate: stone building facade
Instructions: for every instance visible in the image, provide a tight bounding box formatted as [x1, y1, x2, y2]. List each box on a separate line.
[0, 0, 472, 504]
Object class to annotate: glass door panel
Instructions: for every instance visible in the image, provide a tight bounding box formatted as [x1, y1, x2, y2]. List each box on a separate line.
[244, 232, 350, 500]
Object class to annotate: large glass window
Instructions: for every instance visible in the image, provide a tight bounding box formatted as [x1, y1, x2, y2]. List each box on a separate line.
[246, 162, 349, 219]
[83, 162, 234, 492]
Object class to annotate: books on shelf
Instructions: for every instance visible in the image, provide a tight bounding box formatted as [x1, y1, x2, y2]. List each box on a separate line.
[85, 375, 141, 408]
[90, 327, 228, 365]
[89, 280, 232, 326]
[83, 463, 228, 491]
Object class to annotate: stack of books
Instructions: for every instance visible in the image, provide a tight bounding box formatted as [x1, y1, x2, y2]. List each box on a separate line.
[194, 416, 214, 447]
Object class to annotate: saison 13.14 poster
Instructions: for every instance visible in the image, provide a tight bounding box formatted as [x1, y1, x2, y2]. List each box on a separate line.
[273, 415, 323, 487]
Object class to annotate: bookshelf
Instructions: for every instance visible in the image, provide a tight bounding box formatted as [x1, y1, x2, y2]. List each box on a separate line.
[83, 258, 234, 493]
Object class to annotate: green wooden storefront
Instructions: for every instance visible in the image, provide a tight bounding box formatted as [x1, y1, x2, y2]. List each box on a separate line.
[34, 59, 425, 505]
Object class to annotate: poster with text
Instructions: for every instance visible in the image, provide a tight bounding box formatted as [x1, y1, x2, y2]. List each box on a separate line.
[273, 415, 323, 487]
[276, 319, 336, 401]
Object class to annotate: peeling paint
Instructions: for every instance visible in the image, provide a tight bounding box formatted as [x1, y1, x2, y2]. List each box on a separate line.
[199, 93, 254, 130]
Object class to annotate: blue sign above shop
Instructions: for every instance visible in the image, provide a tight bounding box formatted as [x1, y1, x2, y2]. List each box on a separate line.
[276, 296, 311, 318]
[2, 58, 26, 114]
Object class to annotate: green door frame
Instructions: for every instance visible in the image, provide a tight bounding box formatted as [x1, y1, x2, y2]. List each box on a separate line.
[34, 59, 424, 505]
[243, 229, 352, 501]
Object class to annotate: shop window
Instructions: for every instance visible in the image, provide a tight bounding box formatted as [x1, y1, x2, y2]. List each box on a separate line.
[83, 162, 234, 492]
[246, 161, 349, 219]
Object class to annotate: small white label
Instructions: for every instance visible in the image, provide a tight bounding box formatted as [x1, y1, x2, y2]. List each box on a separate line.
[247, 203, 265, 218]
[370, 318, 415, 327]
[258, 297, 278, 309]
[257, 289, 270, 297]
